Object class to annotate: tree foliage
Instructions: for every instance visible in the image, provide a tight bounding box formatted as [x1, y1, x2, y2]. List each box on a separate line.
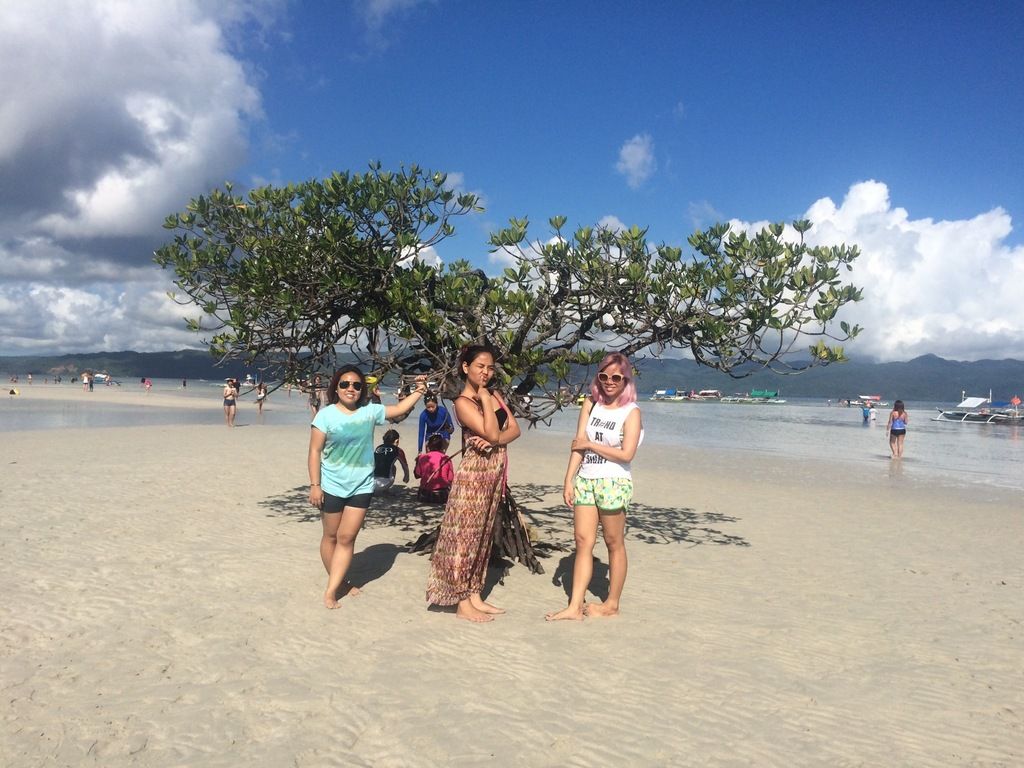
[155, 164, 862, 422]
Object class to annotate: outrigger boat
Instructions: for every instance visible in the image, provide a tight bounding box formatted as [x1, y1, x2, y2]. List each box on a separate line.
[852, 394, 888, 407]
[721, 389, 786, 404]
[687, 389, 722, 401]
[650, 388, 688, 401]
[934, 395, 1023, 424]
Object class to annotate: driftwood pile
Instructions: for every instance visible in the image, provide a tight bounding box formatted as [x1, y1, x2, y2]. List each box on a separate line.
[409, 486, 561, 576]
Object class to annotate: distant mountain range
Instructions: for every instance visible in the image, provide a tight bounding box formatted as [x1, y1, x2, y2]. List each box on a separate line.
[0, 349, 260, 382]
[2, 350, 1022, 402]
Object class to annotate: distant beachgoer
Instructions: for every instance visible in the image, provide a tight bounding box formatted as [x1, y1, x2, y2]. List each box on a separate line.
[426, 344, 521, 623]
[862, 403, 871, 423]
[415, 433, 454, 504]
[887, 400, 908, 458]
[547, 352, 644, 622]
[88, 374, 94, 393]
[27, 373, 32, 385]
[367, 376, 383, 405]
[417, 393, 454, 452]
[222, 378, 237, 427]
[255, 382, 268, 416]
[306, 374, 324, 418]
[182, 378, 187, 388]
[308, 367, 427, 609]
[144, 378, 152, 393]
[373, 429, 409, 493]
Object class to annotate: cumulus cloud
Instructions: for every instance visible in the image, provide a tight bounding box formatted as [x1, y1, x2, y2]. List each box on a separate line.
[0, 0, 276, 355]
[398, 244, 443, 268]
[728, 181, 1024, 362]
[442, 170, 488, 210]
[598, 215, 627, 232]
[615, 133, 656, 189]
[0, 277, 204, 355]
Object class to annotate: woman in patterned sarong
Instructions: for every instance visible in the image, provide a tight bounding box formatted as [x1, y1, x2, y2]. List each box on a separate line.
[426, 345, 521, 622]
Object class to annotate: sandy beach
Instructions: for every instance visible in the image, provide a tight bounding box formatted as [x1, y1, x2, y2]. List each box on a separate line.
[1, 388, 1021, 766]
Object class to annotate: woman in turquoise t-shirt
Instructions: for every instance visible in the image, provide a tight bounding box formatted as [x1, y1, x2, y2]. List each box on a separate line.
[308, 365, 426, 609]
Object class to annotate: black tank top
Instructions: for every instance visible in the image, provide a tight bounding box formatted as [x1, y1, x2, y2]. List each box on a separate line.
[457, 395, 508, 434]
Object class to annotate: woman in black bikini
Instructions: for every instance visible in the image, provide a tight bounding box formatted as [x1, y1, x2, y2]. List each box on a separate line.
[222, 378, 237, 427]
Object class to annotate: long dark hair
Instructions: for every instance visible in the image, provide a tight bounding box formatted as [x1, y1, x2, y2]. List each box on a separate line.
[893, 399, 906, 415]
[327, 365, 367, 406]
[458, 343, 497, 381]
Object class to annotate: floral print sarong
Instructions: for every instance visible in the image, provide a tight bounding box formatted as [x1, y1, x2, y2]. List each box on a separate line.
[425, 443, 506, 605]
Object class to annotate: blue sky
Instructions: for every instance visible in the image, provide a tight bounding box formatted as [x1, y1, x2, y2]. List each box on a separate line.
[1, 1, 1022, 360]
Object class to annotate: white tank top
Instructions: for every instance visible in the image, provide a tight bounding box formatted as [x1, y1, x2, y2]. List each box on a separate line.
[577, 401, 643, 480]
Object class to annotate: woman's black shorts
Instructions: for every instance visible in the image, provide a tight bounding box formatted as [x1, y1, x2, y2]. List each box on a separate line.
[322, 490, 373, 514]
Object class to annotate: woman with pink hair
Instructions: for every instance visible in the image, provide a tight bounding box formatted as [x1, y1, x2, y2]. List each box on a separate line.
[546, 352, 643, 621]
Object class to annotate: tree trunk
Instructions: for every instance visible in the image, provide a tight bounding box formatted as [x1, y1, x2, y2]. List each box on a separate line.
[408, 485, 558, 575]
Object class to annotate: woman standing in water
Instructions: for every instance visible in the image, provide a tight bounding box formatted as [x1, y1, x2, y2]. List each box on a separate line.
[308, 366, 426, 609]
[222, 378, 237, 427]
[255, 381, 268, 417]
[426, 345, 521, 622]
[306, 374, 325, 418]
[547, 352, 643, 621]
[887, 399, 909, 458]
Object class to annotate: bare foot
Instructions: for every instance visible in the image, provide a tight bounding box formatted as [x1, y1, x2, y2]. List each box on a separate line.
[456, 602, 494, 623]
[584, 601, 619, 618]
[323, 592, 340, 609]
[469, 595, 505, 615]
[545, 606, 584, 621]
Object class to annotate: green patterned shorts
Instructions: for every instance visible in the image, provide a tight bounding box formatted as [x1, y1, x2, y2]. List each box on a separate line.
[573, 476, 633, 513]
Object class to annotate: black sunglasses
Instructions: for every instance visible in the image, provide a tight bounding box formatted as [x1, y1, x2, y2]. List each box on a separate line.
[597, 372, 625, 383]
[337, 380, 364, 391]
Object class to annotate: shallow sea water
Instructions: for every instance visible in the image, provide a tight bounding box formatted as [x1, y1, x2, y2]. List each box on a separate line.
[544, 398, 1024, 493]
[3, 380, 1022, 492]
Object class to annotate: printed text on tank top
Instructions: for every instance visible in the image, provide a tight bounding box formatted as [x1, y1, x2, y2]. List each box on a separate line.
[577, 401, 643, 480]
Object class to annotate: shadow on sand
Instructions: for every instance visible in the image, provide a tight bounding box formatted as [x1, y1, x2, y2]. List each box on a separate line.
[257, 484, 444, 530]
[259, 480, 748, 595]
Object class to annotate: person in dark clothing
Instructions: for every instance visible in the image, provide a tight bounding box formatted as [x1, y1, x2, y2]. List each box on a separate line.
[373, 429, 409, 492]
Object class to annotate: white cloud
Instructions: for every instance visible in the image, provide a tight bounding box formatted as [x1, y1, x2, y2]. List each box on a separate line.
[354, 0, 431, 51]
[729, 181, 1024, 362]
[0, 0, 275, 356]
[687, 201, 725, 231]
[615, 133, 656, 189]
[0, 2, 261, 239]
[598, 215, 627, 233]
[361, 0, 426, 29]
[0, 277, 203, 355]
[443, 172, 465, 191]
[398, 244, 443, 268]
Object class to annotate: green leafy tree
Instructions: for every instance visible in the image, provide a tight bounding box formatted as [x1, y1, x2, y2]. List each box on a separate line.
[155, 163, 863, 573]
[155, 164, 862, 422]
